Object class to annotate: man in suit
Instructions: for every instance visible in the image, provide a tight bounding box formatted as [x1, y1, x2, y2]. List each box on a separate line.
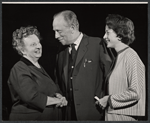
[52, 10, 113, 121]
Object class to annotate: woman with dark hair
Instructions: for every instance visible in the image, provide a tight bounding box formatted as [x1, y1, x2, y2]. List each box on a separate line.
[7, 26, 67, 121]
[96, 14, 146, 121]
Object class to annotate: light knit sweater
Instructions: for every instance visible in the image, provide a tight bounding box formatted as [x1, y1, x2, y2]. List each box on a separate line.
[107, 47, 145, 116]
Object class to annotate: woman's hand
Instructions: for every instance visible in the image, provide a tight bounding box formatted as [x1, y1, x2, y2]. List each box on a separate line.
[55, 93, 68, 107]
[96, 95, 109, 109]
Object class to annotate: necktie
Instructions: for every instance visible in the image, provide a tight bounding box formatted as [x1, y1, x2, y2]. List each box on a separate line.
[70, 43, 76, 60]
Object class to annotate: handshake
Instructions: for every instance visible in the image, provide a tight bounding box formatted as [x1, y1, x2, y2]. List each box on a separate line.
[55, 93, 68, 107]
[46, 93, 68, 107]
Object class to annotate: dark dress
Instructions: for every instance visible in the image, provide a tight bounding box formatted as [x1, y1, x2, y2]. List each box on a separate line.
[7, 57, 62, 121]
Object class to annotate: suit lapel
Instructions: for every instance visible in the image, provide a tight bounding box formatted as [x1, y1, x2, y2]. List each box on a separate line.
[75, 35, 88, 67]
[62, 35, 88, 87]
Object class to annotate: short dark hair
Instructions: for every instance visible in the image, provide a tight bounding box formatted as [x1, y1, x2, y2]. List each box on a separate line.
[12, 26, 41, 56]
[54, 10, 79, 30]
[106, 14, 135, 45]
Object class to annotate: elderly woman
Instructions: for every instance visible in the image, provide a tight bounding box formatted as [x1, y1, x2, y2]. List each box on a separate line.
[96, 14, 146, 121]
[7, 26, 67, 121]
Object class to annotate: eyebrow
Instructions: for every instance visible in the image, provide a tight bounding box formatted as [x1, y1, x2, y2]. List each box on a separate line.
[54, 29, 61, 32]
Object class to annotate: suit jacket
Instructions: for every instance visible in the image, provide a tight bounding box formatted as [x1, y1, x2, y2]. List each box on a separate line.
[55, 34, 112, 120]
[8, 57, 61, 120]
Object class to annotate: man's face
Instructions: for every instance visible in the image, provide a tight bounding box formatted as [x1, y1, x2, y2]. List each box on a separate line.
[53, 15, 73, 45]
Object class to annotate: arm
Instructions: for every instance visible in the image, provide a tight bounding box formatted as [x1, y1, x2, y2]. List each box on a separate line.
[108, 52, 145, 109]
[9, 64, 57, 111]
[99, 39, 114, 77]
[46, 96, 62, 106]
[54, 54, 64, 94]
[54, 55, 68, 107]
[95, 40, 113, 98]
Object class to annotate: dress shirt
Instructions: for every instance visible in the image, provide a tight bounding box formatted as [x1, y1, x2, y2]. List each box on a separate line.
[69, 32, 83, 53]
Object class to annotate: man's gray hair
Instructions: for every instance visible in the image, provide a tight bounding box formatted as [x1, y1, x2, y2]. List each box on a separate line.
[54, 10, 79, 30]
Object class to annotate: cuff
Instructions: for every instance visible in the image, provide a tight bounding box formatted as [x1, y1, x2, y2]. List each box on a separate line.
[108, 95, 113, 109]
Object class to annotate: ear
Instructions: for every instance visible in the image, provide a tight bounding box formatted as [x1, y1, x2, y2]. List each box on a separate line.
[117, 36, 122, 42]
[70, 24, 76, 33]
[20, 47, 26, 55]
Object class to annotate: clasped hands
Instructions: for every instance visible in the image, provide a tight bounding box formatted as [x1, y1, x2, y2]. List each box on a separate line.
[95, 95, 109, 110]
[55, 93, 68, 107]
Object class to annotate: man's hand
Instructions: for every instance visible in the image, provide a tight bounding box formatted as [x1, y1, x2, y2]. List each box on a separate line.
[55, 93, 68, 107]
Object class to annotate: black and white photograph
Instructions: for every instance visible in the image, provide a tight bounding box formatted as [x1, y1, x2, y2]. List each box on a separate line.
[2, 2, 148, 121]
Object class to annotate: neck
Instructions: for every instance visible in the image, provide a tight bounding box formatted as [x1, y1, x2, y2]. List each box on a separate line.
[23, 55, 38, 65]
[71, 31, 81, 44]
[114, 42, 128, 52]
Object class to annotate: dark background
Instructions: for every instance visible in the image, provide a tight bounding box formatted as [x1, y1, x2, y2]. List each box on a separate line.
[2, 4, 148, 120]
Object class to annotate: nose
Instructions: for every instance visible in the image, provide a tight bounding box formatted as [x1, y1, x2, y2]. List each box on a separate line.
[103, 33, 107, 39]
[55, 31, 60, 39]
[37, 43, 42, 48]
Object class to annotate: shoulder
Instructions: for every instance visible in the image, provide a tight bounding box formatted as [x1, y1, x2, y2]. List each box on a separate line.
[11, 60, 30, 73]
[57, 45, 68, 54]
[86, 34, 101, 41]
[124, 48, 144, 67]
[89, 36, 101, 41]
[124, 48, 139, 60]
[83, 34, 102, 45]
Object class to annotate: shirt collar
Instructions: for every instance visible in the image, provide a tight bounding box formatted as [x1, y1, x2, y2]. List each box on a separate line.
[70, 32, 83, 50]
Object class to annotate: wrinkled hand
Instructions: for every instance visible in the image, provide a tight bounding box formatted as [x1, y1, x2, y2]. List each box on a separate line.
[96, 96, 109, 109]
[55, 93, 68, 107]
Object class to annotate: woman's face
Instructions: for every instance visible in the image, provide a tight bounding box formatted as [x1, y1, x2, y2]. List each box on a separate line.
[21, 34, 42, 61]
[103, 25, 120, 48]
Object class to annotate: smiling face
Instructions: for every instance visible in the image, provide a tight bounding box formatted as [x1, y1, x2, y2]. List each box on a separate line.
[21, 34, 42, 62]
[103, 25, 121, 48]
[53, 15, 73, 45]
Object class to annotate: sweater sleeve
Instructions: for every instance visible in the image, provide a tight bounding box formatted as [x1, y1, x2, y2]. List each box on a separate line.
[109, 51, 145, 109]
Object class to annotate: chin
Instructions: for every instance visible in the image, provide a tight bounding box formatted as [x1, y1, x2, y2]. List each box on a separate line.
[106, 44, 112, 48]
[107, 44, 110, 48]
[62, 42, 67, 45]
[36, 54, 42, 58]
[61, 43, 66, 45]
[59, 40, 65, 45]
